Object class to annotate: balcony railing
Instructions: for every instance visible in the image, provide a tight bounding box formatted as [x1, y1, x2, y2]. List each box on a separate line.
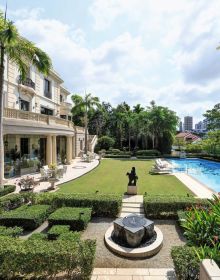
[4, 108, 75, 129]
[60, 101, 72, 110]
[18, 76, 35, 90]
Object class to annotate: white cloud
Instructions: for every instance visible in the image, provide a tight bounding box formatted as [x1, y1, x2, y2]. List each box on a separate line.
[4, 1, 220, 124]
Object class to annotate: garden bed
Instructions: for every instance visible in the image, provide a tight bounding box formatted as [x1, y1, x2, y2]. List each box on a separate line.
[0, 204, 51, 230]
[48, 207, 92, 231]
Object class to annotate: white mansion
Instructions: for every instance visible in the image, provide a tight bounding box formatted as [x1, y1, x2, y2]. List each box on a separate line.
[2, 57, 97, 178]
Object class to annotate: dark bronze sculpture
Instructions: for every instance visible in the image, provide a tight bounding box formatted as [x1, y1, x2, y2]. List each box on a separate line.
[126, 167, 138, 186]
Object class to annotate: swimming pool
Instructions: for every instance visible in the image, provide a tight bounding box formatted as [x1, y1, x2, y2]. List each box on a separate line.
[168, 158, 220, 193]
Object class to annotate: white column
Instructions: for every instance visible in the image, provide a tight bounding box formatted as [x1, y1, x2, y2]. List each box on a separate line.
[66, 136, 72, 164]
[52, 135, 57, 164]
[46, 135, 52, 165]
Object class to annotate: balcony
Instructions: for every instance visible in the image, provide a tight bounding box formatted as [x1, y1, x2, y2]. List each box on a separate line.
[18, 76, 35, 89]
[18, 76, 36, 96]
[4, 108, 75, 130]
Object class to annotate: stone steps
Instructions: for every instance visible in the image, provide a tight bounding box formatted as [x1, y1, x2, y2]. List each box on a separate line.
[120, 212, 145, 217]
[122, 202, 143, 208]
[121, 207, 145, 214]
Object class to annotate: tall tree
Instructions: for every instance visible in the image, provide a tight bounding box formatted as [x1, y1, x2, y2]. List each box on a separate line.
[0, 12, 51, 186]
[203, 103, 220, 130]
[71, 93, 100, 154]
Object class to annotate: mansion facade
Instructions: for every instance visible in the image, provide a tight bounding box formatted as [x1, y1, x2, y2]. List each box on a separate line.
[3, 57, 97, 178]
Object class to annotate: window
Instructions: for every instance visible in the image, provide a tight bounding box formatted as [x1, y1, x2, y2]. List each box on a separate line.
[60, 95, 63, 103]
[60, 115, 66, 119]
[41, 106, 53, 116]
[20, 99, 29, 111]
[20, 138, 29, 157]
[44, 78, 51, 99]
[68, 116, 72, 121]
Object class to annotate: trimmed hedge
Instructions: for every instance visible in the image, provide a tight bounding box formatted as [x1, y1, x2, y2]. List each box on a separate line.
[171, 246, 200, 280]
[28, 233, 48, 241]
[0, 204, 51, 230]
[136, 149, 161, 156]
[0, 193, 33, 213]
[33, 192, 121, 217]
[144, 195, 208, 219]
[0, 235, 96, 279]
[104, 154, 131, 158]
[48, 225, 70, 240]
[0, 226, 23, 237]
[48, 207, 92, 231]
[0, 185, 16, 197]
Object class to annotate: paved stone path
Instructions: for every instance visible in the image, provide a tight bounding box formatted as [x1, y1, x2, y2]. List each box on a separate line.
[92, 194, 177, 279]
[8, 157, 99, 193]
[174, 172, 214, 199]
[20, 221, 49, 240]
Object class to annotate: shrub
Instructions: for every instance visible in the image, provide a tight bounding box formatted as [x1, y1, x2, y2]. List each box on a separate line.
[0, 235, 96, 279]
[33, 192, 121, 217]
[0, 204, 51, 230]
[48, 225, 70, 240]
[104, 154, 131, 158]
[144, 195, 208, 219]
[0, 193, 34, 213]
[28, 233, 48, 241]
[171, 246, 200, 280]
[195, 243, 220, 267]
[136, 149, 161, 156]
[48, 207, 92, 231]
[181, 194, 220, 247]
[0, 226, 23, 237]
[97, 136, 115, 151]
[0, 185, 16, 197]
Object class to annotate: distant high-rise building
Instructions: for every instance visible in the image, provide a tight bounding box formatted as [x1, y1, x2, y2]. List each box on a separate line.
[179, 121, 183, 132]
[184, 116, 193, 131]
[194, 119, 208, 133]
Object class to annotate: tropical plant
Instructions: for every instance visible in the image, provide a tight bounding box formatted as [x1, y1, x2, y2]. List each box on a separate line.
[181, 194, 220, 247]
[71, 93, 100, 154]
[97, 136, 115, 150]
[0, 11, 51, 187]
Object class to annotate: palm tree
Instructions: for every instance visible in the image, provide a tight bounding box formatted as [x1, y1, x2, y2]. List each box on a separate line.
[0, 12, 51, 186]
[71, 93, 100, 154]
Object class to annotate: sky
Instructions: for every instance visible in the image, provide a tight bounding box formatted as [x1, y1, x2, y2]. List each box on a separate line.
[1, 0, 220, 124]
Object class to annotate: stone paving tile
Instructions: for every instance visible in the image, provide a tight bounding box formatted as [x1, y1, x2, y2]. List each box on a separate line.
[96, 276, 132, 280]
[121, 207, 144, 213]
[122, 203, 144, 208]
[174, 173, 214, 199]
[93, 268, 117, 275]
[122, 195, 143, 203]
[148, 269, 175, 276]
[116, 268, 149, 275]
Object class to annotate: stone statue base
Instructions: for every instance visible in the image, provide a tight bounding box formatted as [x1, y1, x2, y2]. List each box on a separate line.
[127, 185, 137, 195]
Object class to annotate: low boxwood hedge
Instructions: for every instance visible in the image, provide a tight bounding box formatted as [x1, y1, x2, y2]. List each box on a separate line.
[0, 226, 23, 237]
[33, 192, 121, 217]
[0, 193, 33, 213]
[48, 225, 70, 240]
[0, 185, 16, 197]
[0, 235, 96, 279]
[104, 154, 131, 158]
[171, 246, 200, 280]
[136, 149, 161, 156]
[48, 207, 92, 231]
[144, 195, 208, 219]
[0, 204, 51, 230]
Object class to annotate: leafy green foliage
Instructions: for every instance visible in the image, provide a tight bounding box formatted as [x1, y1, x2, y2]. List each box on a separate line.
[0, 235, 96, 279]
[33, 192, 122, 217]
[28, 233, 47, 241]
[171, 246, 200, 280]
[97, 136, 115, 150]
[144, 195, 208, 219]
[181, 194, 220, 247]
[195, 243, 220, 267]
[0, 185, 16, 197]
[48, 225, 70, 240]
[48, 207, 92, 231]
[0, 193, 34, 213]
[136, 149, 161, 156]
[0, 204, 51, 230]
[0, 226, 23, 237]
[204, 103, 220, 130]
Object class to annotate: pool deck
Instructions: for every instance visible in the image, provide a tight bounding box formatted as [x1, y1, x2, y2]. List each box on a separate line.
[174, 172, 215, 199]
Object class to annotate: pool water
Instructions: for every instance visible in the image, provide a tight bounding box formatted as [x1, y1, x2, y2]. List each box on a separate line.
[168, 158, 220, 193]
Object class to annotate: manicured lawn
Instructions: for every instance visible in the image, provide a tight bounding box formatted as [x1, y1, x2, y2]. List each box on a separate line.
[59, 159, 192, 195]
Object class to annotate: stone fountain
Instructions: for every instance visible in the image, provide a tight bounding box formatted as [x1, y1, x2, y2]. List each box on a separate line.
[105, 214, 163, 258]
[113, 214, 154, 248]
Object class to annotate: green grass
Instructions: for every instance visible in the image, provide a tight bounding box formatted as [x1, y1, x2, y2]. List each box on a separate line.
[59, 159, 192, 196]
